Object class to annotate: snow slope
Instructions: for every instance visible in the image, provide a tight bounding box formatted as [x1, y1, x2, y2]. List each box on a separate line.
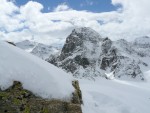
[0, 41, 74, 100]
[80, 76, 150, 113]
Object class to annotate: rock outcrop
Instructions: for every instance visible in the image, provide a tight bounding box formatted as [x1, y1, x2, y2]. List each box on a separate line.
[47, 27, 149, 81]
[0, 81, 82, 113]
[6, 41, 16, 46]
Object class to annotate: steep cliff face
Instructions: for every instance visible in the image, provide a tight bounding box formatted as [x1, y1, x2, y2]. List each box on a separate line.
[59, 27, 102, 61]
[48, 27, 149, 81]
[0, 81, 82, 113]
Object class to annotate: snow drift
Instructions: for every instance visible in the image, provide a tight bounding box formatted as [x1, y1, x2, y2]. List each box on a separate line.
[0, 41, 74, 100]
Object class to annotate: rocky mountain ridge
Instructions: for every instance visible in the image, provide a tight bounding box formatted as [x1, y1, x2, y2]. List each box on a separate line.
[47, 27, 150, 81]
[15, 40, 60, 60]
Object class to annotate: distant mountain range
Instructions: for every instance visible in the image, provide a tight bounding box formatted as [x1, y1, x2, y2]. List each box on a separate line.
[15, 40, 61, 60]
[16, 27, 150, 81]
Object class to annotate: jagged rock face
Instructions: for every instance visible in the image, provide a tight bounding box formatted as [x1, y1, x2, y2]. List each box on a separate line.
[115, 59, 143, 80]
[59, 27, 102, 61]
[48, 28, 149, 80]
[100, 38, 146, 80]
[101, 37, 112, 54]
[100, 47, 117, 71]
[132, 36, 150, 57]
[48, 27, 102, 74]
[0, 81, 82, 113]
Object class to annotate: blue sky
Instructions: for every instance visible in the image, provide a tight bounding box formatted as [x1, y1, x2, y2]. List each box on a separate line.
[14, 0, 118, 12]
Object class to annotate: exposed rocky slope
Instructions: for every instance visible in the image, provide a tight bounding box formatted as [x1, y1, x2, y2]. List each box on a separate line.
[133, 36, 150, 48]
[47, 27, 150, 81]
[0, 81, 82, 113]
[16, 40, 60, 60]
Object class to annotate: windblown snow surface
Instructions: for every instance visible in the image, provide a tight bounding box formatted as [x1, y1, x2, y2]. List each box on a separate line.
[80, 71, 150, 113]
[0, 41, 74, 100]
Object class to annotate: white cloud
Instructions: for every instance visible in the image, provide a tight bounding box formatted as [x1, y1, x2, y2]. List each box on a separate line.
[0, 0, 22, 32]
[0, 0, 150, 44]
[20, 1, 44, 20]
[109, 0, 150, 40]
[0, 0, 18, 14]
[53, 3, 72, 12]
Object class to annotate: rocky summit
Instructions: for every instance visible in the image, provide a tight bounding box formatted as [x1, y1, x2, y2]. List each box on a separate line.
[47, 27, 150, 81]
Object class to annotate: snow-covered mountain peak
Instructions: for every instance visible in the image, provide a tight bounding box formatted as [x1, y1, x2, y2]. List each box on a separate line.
[72, 27, 102, 40]
[48, 28, 149, 81]
[70, 27, 102, 44]
[15, 39, 36, 52]
[59, 27, 102, 61]
[16, 40, 60, 60]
